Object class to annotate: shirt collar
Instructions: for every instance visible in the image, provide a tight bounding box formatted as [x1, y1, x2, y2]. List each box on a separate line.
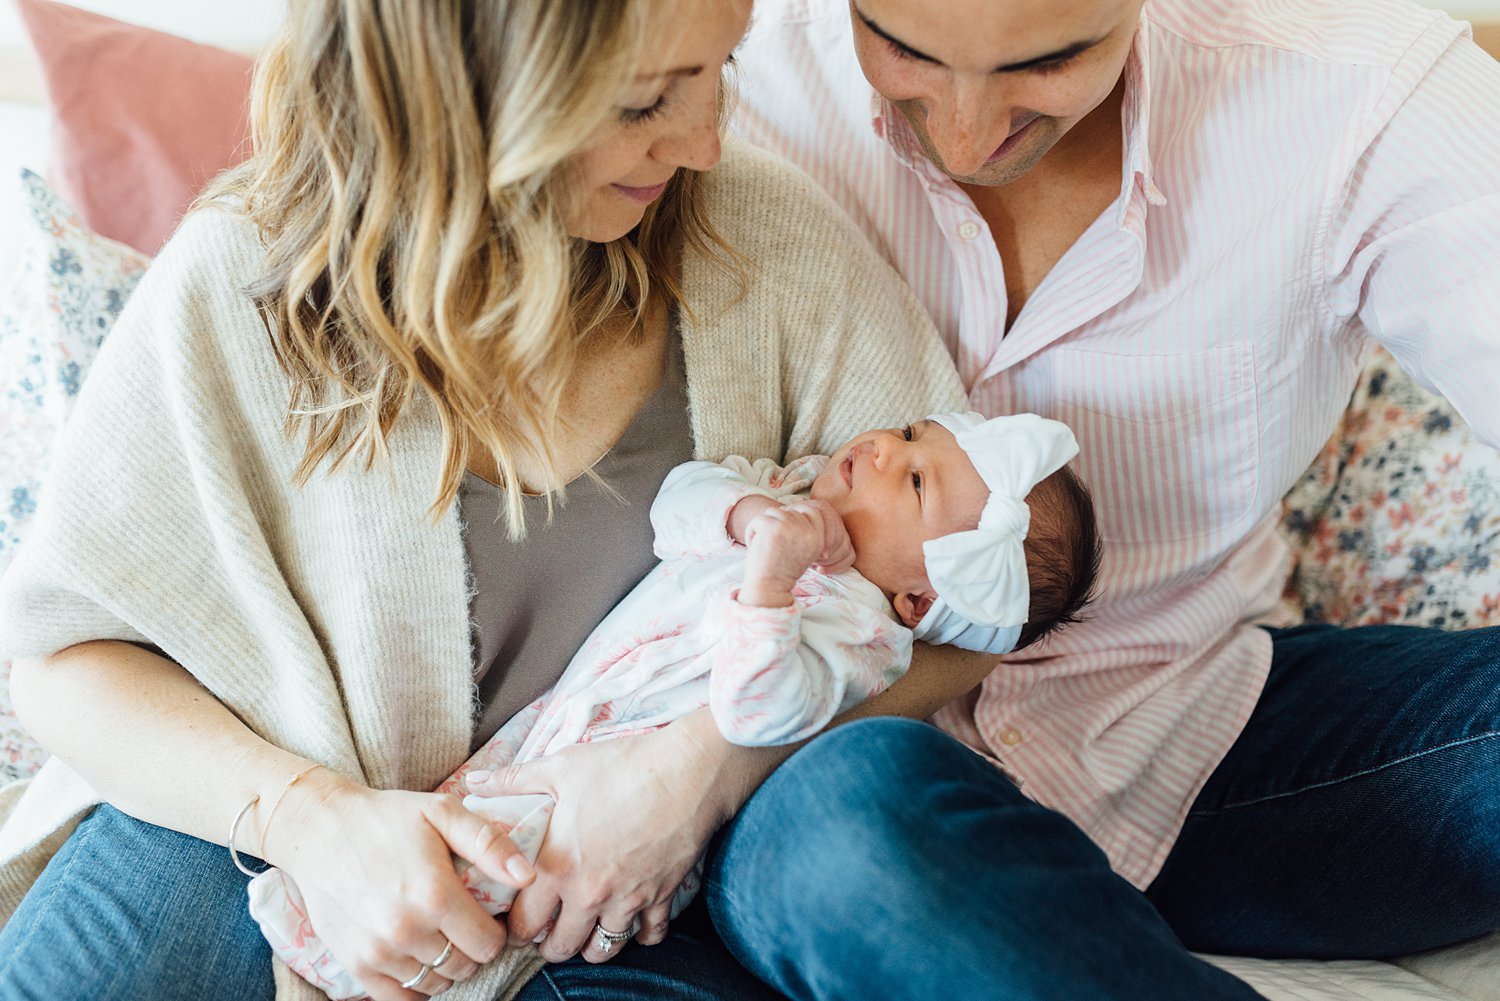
[868, 16, 1167, 211]
[1121, 14, 1167, 211]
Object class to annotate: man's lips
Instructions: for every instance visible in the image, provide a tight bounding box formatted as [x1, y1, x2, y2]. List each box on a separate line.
[985, 116, 1042, 164]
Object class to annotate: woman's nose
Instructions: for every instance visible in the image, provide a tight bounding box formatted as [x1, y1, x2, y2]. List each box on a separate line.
[654, 87, 723, 173]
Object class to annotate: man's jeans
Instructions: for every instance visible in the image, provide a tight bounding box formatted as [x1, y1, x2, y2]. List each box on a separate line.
[1, 624, 1496, 1000]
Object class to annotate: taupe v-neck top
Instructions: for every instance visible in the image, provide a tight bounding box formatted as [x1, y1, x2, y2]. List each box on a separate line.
[458, 322, 693, 751]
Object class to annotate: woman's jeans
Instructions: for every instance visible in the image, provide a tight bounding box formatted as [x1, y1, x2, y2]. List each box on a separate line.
[1, 623, 1497, 1001]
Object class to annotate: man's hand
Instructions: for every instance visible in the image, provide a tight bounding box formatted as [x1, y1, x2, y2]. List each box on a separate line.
[738, 499, 855, 606]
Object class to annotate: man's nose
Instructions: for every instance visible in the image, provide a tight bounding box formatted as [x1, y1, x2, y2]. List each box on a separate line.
[927, 80, 1009, 175]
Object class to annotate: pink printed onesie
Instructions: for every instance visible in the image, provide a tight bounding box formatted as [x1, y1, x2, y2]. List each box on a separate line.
[248, 454, 914, 1000]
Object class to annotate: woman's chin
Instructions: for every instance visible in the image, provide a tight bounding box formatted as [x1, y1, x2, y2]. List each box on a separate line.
[567, 209, 647, 244]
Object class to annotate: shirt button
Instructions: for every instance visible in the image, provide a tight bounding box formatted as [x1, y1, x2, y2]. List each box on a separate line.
[999, 728, 1023, 747]
[957, 220, 981, 241]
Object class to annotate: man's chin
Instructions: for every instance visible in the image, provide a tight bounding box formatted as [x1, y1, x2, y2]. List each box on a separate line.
[920, 125, 1060, 187]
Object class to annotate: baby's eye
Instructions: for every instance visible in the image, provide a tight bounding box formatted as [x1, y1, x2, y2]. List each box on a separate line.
[902, 425, 913, 441]
[912, 472, 922, 494]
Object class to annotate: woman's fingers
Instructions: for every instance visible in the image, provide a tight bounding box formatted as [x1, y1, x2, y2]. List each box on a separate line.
[396, 960, 454, 998]
[507, 880, 562, 946]
[634, 898, 672, 946]
[359, 965, 452, 1001]
[540, 900, 607, 964]
[578, 905, 643, 963]
[465, 759, 554, 799]
[425, 796, 535, 891]
[426, 927, 481, 984]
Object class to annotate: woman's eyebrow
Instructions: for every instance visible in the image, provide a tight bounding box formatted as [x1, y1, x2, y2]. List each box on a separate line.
[634, 65, 705, 82]
[854, 4, 1104, 73]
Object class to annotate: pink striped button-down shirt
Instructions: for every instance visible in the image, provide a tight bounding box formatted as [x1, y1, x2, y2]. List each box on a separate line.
[734, 0, 1500, 887]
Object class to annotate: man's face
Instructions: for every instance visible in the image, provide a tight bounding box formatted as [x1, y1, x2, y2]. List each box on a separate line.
[849, 0, 1144, 185]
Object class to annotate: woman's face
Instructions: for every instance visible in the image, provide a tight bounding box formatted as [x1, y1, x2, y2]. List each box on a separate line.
[565, 2, 752, 243]
[849, 0, 1144, 185]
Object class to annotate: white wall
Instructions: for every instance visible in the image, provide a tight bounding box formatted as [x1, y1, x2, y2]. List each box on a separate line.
[0, 1, 286, 51]
[1445, 0, 1500, 15]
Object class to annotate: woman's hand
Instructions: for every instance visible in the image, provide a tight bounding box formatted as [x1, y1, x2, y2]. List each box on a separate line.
[266, 770, 539, 1000]
[464, 711, 761, 965]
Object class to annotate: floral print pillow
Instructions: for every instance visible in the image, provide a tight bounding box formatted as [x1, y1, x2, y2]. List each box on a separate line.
[1281, 345, 1500, 630]
[0, 168, 150, 782]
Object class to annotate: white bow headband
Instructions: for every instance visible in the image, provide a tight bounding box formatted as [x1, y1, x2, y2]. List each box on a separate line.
[910, 412, 1080, 655]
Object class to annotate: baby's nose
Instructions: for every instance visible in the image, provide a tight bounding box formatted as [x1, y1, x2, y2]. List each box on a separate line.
[870, 434, 901, 471]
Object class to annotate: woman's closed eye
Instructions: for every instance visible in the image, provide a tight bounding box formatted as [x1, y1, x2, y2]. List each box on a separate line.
[621, 94, 669, 124]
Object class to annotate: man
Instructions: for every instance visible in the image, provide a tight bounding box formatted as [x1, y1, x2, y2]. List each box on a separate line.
[715, 0, 1500, 993]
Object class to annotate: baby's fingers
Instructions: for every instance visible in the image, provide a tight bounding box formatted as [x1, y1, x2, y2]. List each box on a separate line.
[812, 506, 856, 573]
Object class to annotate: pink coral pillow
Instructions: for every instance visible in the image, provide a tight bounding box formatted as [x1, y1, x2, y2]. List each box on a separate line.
[16, 0, 255, 255]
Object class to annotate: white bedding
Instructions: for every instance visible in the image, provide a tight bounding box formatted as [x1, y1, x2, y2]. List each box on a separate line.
[1206, 932, 1500, 1001]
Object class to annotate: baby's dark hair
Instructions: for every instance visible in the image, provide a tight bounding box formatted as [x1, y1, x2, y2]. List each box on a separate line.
[1015, 464, 1102, 651]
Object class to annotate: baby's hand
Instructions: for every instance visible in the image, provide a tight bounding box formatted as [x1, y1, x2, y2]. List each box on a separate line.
[727, 494, 780, 547]
[739, 500, 855, 606]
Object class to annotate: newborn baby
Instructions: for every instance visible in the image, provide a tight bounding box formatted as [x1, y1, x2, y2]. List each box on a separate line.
[250, 411, 1101, 999]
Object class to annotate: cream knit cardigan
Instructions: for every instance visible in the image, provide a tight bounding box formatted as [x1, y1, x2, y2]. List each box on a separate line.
[0, 138, 964, 1001]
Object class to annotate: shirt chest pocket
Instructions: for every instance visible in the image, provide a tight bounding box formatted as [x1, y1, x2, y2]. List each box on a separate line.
[1021, 343, 1262, 548]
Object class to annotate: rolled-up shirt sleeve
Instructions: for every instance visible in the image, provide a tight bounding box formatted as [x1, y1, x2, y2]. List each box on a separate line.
[1324, 27, 1500, 447]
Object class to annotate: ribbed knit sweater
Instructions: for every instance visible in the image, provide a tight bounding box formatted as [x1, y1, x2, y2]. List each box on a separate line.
[0, 138, 964, 1000]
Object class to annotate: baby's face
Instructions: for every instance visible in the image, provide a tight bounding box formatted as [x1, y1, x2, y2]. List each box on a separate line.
[810, 420, 990, 618]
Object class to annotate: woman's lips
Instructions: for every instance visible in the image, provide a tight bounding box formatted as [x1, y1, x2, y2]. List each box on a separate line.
[612, 180, 670, 204]
[985, 117, 1041, 164]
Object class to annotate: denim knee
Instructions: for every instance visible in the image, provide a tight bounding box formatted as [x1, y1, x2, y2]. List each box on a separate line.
[705, 719, 1264, 1001]
[0, 805, 273, 1001]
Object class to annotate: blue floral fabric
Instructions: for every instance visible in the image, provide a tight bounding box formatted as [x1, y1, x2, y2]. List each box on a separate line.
[0, 169, 149, 781]
[1280, 345, 1500, 630]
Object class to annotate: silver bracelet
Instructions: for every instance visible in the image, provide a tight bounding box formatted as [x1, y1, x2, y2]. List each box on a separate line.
[228, 795, 264, 877]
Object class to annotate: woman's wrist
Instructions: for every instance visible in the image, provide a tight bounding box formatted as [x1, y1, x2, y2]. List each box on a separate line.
[255, 763, 362, 870]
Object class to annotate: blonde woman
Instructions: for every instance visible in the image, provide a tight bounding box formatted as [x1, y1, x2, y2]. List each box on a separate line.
[0, 1, 987, 1000]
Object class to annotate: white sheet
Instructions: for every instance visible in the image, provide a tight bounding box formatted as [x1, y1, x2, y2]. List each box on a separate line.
[1210, 956, 1470, 1001]
[1204, 933, 1500, 1001]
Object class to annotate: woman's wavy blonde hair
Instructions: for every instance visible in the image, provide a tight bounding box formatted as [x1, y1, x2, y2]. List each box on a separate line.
[209, 0, 736, 537]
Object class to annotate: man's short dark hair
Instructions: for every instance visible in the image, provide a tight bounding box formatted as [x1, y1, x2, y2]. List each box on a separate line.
[1015, 465, 1102, 651]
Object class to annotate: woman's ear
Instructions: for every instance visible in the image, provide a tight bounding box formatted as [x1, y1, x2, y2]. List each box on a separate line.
[893, 589, 937, 628]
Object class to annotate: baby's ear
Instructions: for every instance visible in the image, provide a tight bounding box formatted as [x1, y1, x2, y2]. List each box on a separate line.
[893, 589, 937, 628]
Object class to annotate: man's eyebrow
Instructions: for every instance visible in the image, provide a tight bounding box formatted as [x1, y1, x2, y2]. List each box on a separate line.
[855, 6, 1104, 73]
[856, 8, 941, 63]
